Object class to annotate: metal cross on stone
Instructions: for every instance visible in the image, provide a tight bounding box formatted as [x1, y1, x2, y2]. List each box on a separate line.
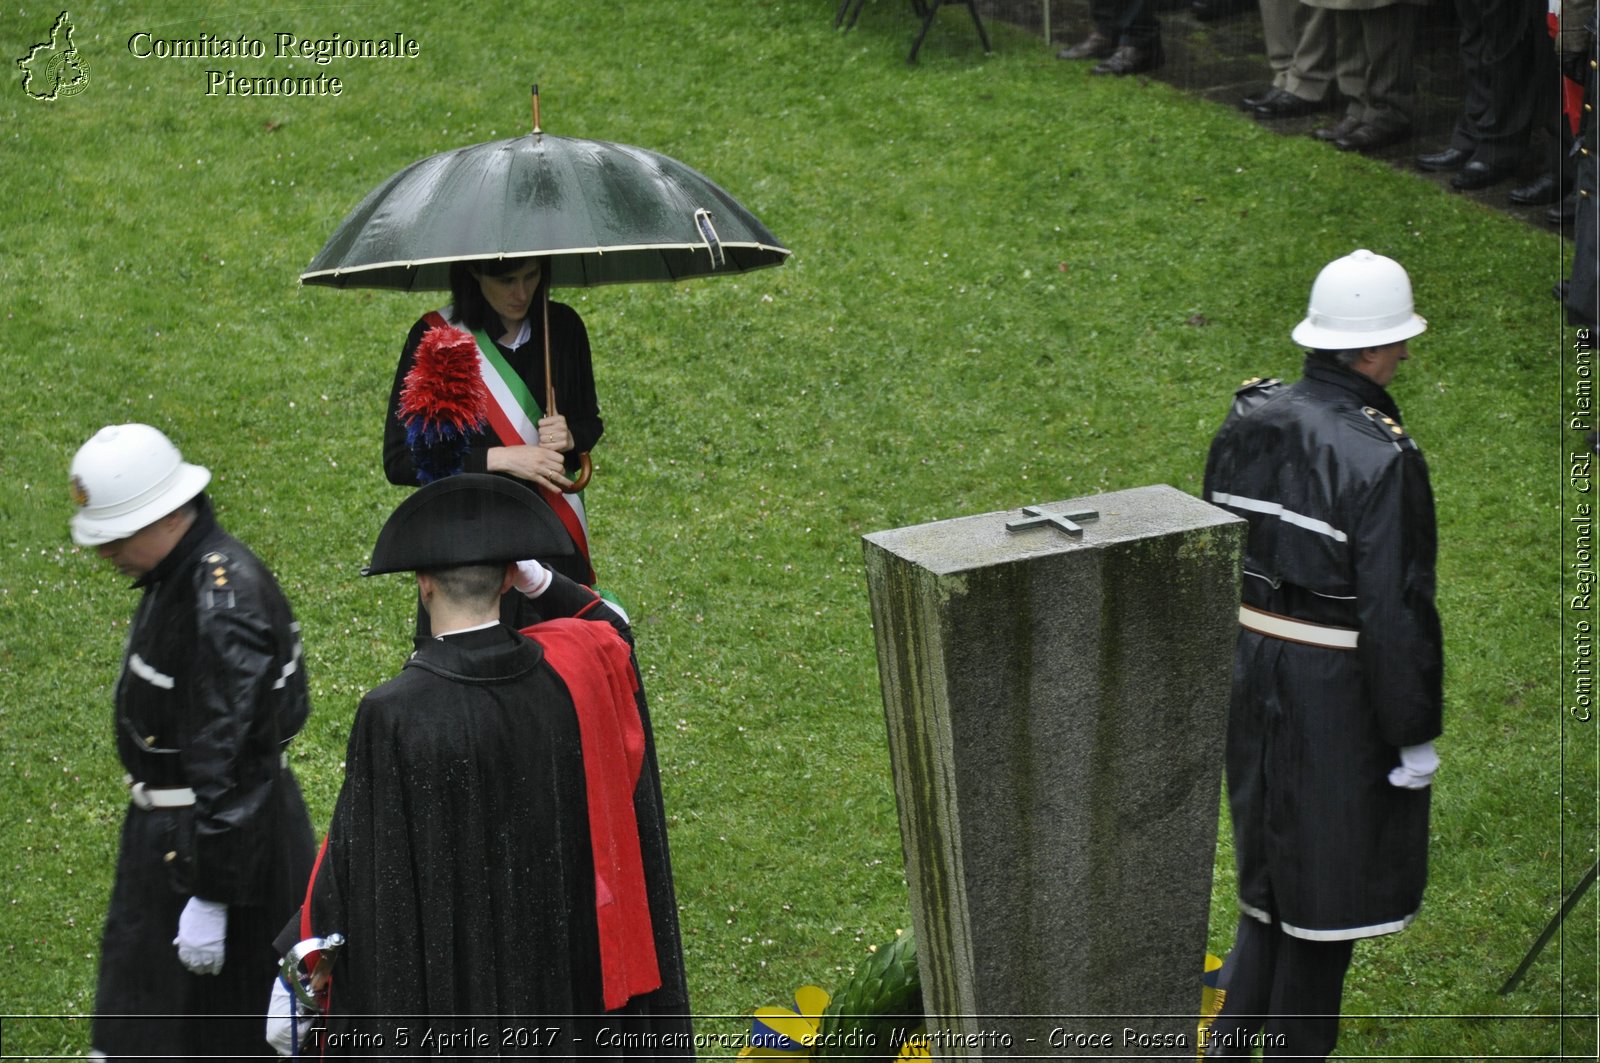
[1005, 505, 1100, 538]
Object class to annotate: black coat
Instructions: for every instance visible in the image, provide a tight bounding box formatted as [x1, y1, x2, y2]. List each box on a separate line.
[290, 624, 691, 1058]
[1203, 360, 1442, 939]
[383, 305, 604, 590]
[93, 495, 314, 1059]
[1565, 16, 1598, 328]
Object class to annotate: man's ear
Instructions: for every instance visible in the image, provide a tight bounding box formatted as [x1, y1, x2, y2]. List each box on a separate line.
[499, 563, 517, 597]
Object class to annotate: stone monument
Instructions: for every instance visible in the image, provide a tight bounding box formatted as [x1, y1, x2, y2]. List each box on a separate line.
[862, 484, 1245, 1058]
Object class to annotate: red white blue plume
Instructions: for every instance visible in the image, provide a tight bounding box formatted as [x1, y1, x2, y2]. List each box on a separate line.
[398, 325, 490, 484]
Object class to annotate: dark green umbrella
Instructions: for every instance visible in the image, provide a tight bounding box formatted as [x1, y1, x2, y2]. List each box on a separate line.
[299, 91, 789, 292]
[300, 88, 789, 491]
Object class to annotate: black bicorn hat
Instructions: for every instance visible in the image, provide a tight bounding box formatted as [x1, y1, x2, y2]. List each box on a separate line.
[363, 473, 575, 576]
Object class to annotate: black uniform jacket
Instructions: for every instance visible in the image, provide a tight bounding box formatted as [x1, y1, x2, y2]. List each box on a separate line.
[94, 495, 314, 1058]
[1203, 360, 1442, 939]
[1564, 14, 1597, 328]
[288, 623, 691, 1057]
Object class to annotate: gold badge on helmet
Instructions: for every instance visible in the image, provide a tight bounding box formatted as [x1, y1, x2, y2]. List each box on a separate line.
[70, 474, 90, 508]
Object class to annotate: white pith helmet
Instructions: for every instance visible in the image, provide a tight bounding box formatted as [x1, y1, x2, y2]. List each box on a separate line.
[1291, 249, 1427, 350]
[69, 424, 211, 546]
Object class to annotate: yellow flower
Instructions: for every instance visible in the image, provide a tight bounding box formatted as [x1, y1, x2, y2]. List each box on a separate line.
[1196, 953, 1227, 1062]
[740, 985, 831, 1057]
[895, 1034, 931, 1060]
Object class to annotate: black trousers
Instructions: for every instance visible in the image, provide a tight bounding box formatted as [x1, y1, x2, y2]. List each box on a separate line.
[1207, 915, 1355, 1060]
[1089, 0, 1161, 48]
[1447, 0, 1558, 166]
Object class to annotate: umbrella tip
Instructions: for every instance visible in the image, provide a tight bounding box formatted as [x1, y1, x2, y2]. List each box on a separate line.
[530, 83, 542, 135]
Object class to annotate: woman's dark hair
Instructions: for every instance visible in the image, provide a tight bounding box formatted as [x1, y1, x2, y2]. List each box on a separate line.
[447, 257, 549, 333]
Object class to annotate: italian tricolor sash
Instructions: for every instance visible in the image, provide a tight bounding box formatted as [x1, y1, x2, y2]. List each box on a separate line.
[424, 310, 595, 583]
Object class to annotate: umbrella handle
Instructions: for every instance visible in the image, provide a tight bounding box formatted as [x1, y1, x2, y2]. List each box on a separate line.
[561, 452, 593, 493]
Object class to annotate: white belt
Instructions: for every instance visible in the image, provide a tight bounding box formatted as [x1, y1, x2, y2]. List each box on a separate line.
[127, 780, 196, 810]
[123, 752, 289, 811]
[1239, 604, 1359, 650]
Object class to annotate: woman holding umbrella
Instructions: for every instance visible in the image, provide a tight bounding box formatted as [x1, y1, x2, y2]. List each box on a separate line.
[382, 255, 603, 590]
[302, 88, 790, 605]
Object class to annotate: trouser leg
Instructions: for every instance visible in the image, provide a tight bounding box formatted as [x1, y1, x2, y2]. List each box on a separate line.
[1259, 0, 1298, 85]
[1330, 9, 1369, 120]
[1282, 4, 1338, 101]
[1262, 932, 1355, 1060]
[1356, 3, 1420, 131]
[1092, 0, 1161, 48]
[1449, 0, 1488, 153]
[1120, 0, 1161, 49]
[1457, 0, 1542, 163]
[1205, 915, 1276, 1055]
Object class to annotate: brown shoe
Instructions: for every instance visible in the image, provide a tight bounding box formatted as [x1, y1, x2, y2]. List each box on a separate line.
[1333, 123, 1412, 154]
[1090, 43, 1164, 76]
[1057, 31, 1114, 60]
[1311, 115, 1362, 142]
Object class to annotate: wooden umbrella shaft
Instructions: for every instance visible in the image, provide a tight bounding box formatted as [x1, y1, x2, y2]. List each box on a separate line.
[543, 286, 556, 417]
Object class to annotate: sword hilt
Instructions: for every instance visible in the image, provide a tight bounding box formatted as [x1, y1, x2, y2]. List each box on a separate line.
[281, 932, 345, 1009]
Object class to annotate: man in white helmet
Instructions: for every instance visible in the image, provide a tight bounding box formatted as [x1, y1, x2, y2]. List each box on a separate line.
[1201, 250, 1442, 1059]
[70, 423, 314, 1060]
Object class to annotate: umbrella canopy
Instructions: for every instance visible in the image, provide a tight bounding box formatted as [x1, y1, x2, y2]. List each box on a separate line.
[300, 131, 789, 291]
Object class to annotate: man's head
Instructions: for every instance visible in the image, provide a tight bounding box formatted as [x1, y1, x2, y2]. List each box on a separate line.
[1293, 250, 1426, 386]
[70, 424, 211, 578]
[366, 473, 574, 635]
[1313, 341, 1412, 387]
[416, 563, 516, 624]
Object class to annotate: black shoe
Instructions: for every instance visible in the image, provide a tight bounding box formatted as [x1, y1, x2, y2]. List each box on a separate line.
[1239, 85, 1278, 111]
[1509, 171, 1567, 205]
[1415, 146, 1470, 172]
[1333, 122, 1412, 153]
[1250, 87, 1329, 120]
[1090, 43, 1164, 75]
[1548, 190, 1579, 225]
[1312, 115, 1363, 142]
[1057, 31, 1115, 60]
[1450, 159, 1517, 190]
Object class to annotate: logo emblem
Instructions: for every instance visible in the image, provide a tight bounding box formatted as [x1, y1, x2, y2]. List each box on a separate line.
[17, 12, 90, 102]
[70, 474, 89, 508]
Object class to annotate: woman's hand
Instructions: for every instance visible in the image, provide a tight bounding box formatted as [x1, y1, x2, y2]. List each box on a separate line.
[536, 414, 572, 453]
[487, 444, 570, 492]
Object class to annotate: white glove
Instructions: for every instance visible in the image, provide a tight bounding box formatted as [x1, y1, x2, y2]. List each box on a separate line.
[513, 560, 553, 599]
[174, 896, 228, 975]
[265, 973, 315, 1056]
[1387, 741, 1440, 790]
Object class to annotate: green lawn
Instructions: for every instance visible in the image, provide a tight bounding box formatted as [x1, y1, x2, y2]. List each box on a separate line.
[1, 1, 1591, 1057]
